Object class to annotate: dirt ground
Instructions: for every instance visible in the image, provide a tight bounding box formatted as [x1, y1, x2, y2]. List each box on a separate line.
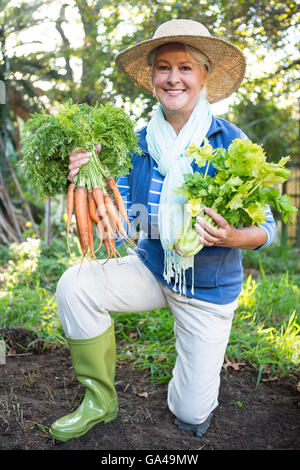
[0, 327, 299, 452]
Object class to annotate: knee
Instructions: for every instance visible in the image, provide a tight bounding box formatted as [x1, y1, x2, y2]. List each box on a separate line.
[168, 381, 218, 425]
[172, 401, 215, 426]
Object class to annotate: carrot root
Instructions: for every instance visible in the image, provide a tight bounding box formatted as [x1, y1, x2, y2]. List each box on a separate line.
[67, 186, 135, 264]
[103, 191, 136, 248]
[92, 188, 116, 263]
[66, 182, 76, 256]
[75, 187, 90, 257]
[106, 176, 131, 228]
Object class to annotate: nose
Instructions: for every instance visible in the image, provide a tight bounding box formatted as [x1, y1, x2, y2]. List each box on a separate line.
[167, 67, 180, 86]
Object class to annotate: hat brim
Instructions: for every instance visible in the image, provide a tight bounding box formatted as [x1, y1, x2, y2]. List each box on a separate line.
[115, 35, 246, 103]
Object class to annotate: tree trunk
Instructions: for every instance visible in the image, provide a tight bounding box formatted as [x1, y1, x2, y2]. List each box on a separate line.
[0, 166, 23, 242]
[0, 133, 40, 238]
[0, 207, 19, 243]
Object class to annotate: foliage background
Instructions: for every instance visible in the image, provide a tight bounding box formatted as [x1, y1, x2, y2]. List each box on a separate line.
[1, 0, 299, 153]
[1, 0, 299, 234]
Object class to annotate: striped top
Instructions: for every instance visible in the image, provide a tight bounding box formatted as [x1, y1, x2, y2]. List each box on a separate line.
[116, 167, 276, 247]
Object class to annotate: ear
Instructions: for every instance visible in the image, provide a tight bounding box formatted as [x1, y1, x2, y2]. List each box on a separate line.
[202, 66, 208, 84]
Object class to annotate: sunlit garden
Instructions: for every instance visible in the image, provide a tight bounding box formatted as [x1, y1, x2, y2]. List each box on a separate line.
[1, 231, 299, 385]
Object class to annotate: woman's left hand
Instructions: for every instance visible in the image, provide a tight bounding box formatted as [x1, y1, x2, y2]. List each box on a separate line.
[194, 206, 268, 249]
[194, 207, 239, 248]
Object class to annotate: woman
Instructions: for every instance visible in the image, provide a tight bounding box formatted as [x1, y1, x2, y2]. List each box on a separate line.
[50, 19, 276, 442]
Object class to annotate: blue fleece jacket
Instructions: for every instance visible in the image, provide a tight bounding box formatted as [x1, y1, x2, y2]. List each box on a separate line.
[118, 115, 276, 305]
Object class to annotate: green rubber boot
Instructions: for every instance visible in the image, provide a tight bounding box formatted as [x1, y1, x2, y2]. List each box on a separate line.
[50, 322, 118, 442]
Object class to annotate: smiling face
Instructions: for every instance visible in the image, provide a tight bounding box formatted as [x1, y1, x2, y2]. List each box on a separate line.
[152, 43, 208, 125]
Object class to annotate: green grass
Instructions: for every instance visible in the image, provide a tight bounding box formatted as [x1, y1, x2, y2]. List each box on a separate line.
[112, 308, 176, 385]
[228, 270, 300, 379]
[0, 234, 299, 385]
[0, 237, 69, 346]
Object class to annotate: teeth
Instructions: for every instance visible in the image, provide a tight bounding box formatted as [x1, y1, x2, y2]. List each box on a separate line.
[166, 90, 183, 94]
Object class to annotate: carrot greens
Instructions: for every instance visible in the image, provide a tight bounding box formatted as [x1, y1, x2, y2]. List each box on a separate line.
[21, 101, 140, 261]
[21, 100, 140, 198]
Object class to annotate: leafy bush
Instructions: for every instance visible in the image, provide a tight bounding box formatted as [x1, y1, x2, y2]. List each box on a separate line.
[242, 243, 300, 274]
[0, 245, 10, 265]
[229, 270, 300, 379]
[0, 237, 72, 345]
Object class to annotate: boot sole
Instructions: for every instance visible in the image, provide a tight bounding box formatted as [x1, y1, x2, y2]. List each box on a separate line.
[49, 409, 118, 442]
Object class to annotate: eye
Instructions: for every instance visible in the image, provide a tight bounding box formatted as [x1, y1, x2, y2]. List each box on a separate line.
[181, 65, 192, 71]
[157, 65, 169, 71]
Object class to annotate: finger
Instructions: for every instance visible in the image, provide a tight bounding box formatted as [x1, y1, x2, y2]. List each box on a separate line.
[96, 143, 102, 153]
[194, 223, 218, 246]
[204, 207, 228, 228]
[70, 147, 83, 157]
[67, 167, 79, 182]
[68, 156, 91, 172]
[69, 150, 91, 164]
[196, 215, 220, 238]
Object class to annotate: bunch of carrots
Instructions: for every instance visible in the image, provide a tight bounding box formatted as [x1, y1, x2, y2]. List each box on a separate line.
[21, 101, 141, 263]
[67, 177, 134, 262]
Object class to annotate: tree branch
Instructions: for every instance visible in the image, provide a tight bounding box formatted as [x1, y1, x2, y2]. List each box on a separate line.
[55, 5, 73, 81]
[273, 59, 300, 75]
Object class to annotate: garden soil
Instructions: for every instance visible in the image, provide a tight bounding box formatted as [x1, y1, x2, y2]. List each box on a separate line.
[0, 327, 299, 452]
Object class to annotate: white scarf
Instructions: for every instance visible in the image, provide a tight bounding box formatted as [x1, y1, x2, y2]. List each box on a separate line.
[146, 96, 212, 295]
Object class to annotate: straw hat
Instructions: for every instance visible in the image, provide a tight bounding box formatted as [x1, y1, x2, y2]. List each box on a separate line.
[115, 19, 246, 103]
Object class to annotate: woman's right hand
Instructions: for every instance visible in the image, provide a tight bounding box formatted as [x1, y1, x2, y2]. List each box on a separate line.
[67, 143, 101, 182]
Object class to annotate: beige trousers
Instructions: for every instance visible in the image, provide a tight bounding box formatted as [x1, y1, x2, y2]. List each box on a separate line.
[56, 253, 237, 425]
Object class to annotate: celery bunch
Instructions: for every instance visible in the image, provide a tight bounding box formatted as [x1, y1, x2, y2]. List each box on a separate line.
[175, 138, 297, 257]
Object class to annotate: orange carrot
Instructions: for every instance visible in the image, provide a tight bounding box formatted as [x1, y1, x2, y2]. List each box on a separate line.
[92, 188, 115, 261]
[109, 237, 118, 259]
[103, 192, 121, 234]
[74, 187, 90, 257]
[104, 192, 136, 248]
[88, 191, 103, 253]
[92, 188, 110, 233]
[88, 190, 100, 224]
[106, 225, 116, 257]
[106, 176, 130, 228]
[96, 220, 105, 249]
[103, 239, 111, 262]
[103, 193, 134, 261]
[66, 182, 76, 255]
[87, 210, 97, 261]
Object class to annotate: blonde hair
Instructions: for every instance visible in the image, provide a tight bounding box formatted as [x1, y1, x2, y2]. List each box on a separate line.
[148, 43, 210, 98]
